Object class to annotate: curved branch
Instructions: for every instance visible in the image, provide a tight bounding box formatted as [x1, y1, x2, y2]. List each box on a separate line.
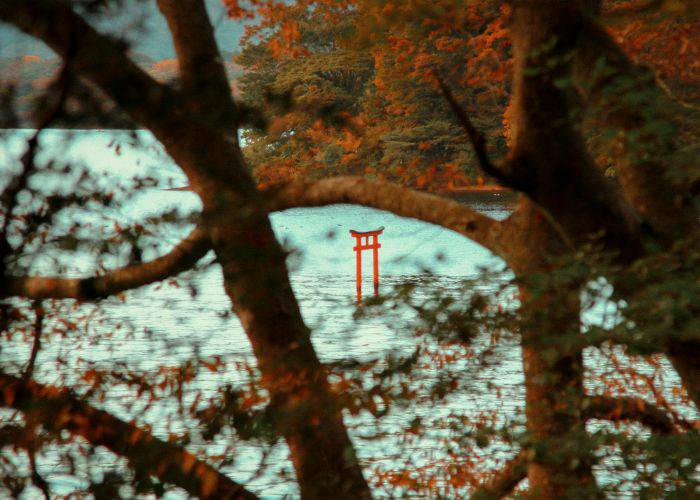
[471, 451, 527, 499]
[583, 395, 696, 433]
[435, 76, 512, 185]
[0, 227, 210, 300]
[263, 177, 508, 258]
[0, 373, 257, 499]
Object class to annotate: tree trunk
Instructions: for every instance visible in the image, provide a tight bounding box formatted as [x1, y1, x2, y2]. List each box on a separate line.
[508, 0, 644, 259]
[520, 289, 593, 498]
[505, 201, 595, 498]
[571, 15, 700, 411]
[521, 311, 593, 497]
[0, 2, 373, 495]
[205, 203, 371, 498]
[506, 3, 602, 493]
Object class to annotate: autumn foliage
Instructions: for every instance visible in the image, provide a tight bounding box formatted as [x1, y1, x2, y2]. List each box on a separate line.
[235, 0, 698, 192]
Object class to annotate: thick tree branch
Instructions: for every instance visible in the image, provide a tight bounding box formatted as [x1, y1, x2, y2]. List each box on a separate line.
[0, 0, 255, 197]
[573, 13, 700, 411]
[583, 395, 696, 433]
[573, 15, 698, 241]
[263, 176, 508, 258]
[0, 227, 210, 300]
[471, 452, 527, 499]
[0, 373, 258, 499]
[508, 2, 646, 261]
[1, 2, 372, 495]
[156, 0, 237, 125]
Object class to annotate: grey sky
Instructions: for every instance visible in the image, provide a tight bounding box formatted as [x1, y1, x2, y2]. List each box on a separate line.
[0, 0, 244, 60]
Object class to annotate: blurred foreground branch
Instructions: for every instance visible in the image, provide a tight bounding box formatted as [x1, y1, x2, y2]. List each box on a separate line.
[0, 373, 258, 499]
[0, 227, 210, 300]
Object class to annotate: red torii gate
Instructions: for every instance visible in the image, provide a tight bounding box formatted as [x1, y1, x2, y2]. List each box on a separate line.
[350, 226, 384, 302]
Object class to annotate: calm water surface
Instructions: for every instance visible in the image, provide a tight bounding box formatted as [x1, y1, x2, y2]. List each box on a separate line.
[0, 130, 692, 497]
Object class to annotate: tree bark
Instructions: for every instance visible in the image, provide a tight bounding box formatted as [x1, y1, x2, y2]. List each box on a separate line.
[506, 4, 616, 493]
[0, 373, 258, 499]
[572, 14, 700, 411]
[156, 0, 234, 111]
[502, 201, 595, 498]
[156, 0, 240, 132]
[206, 206, 371, 498]
[0, 1, 371, 496]
[471, 452, 527, 499]
[508, 0, 645, 261]
[0, 227, 209, 300]
[573, 15, 697, 241]
[264, 176, 507, 257]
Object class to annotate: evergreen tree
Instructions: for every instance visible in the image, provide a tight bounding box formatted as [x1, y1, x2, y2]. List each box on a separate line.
[237, 0, 511, 190]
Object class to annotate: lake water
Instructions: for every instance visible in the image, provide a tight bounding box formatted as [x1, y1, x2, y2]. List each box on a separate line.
[0, 130, 693, 497]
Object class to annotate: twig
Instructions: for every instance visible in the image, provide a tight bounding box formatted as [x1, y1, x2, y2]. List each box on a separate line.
[435, 75, 510, 185]
[654, 73, 700, 113]
[583, 395, 697, 433]
[471, 451, 528, 499]
[603, 0, 664, 19]
[23, 300, 44, 380]
[28, 442, 50, 500]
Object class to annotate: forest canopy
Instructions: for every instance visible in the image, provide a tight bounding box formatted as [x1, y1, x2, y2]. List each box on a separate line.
[235, 0, 699, 191]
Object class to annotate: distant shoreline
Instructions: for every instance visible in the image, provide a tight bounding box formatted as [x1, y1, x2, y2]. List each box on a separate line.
[0, 128, 518, 206]
[433, 186, 517, 203]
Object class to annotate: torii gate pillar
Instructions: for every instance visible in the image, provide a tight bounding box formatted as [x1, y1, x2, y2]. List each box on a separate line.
[350, 226, 384, 302]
